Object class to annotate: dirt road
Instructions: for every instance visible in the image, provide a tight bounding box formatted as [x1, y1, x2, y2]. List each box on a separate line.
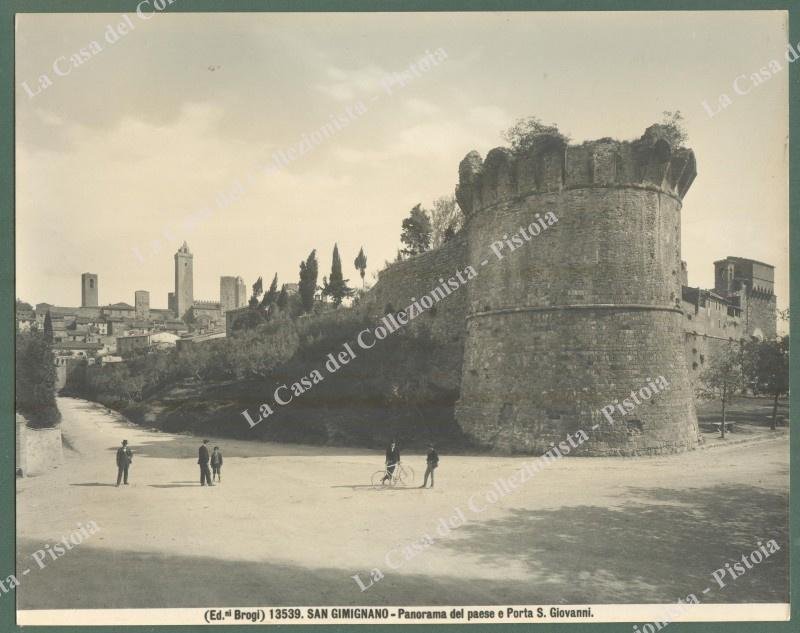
[16, 397, 789, 609]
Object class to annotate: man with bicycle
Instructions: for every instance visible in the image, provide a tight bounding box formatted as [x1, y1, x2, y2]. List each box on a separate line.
[382, 439, 400, 483]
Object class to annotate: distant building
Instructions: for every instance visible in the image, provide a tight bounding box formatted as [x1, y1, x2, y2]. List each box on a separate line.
[150, 331, 180, 349]
[174, 242, 193, 320]
[134, 290, 150, 321]
[81, 273, 98, 307]
[168, 292, 176, 315]
[176, 330, 226, 351]
[713, 256, 777, 340]
[189, 301, 223, 330]
[682, 256, 778, 382]
[225, 306, 252, 334]
[105, 302, 135, 319]
[220, 276, 247, 313]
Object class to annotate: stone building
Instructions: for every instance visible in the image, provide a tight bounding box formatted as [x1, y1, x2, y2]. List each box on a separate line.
[713, 256, 776, 340]
[116, 333, 150, 358]
[220, 275, 247, 313]
[81, 272, 98, 307]
[134, 290, 150, 321]
[189, 300, 224, 330]
[174, 241, 193, 320]
[681, 257, 777, 383]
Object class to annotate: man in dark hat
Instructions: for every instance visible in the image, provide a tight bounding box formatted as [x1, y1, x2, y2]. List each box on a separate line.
[421, 443, 439, 488]
[198, 439, 213, 486]
[116, 439, 132, 486]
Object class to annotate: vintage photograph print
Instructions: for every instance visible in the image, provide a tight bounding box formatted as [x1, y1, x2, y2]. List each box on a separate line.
[11, 6, 791, 628]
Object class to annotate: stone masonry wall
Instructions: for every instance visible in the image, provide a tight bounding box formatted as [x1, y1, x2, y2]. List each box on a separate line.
[363, 234, 469, 392]
[363, 128, 703, 456]
[454, 131, 701, 455]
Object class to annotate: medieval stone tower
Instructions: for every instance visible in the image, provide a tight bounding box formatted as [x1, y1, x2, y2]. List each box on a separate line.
[81, 272, 98, 307]
[453, 129, 701, 455]
[134, 290, 150, 321]
[174, 242, 193, 320]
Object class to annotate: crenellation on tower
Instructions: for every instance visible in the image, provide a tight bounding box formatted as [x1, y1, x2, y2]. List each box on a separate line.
[456, 132, 697, 220]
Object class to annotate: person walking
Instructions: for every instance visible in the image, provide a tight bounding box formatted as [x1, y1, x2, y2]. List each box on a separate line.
[198, 439, 213, 487]
[115, 439, 133, 487]
[382, 439, 400, 484]
[210, 446, 223, 483]
[421, 443, 439, 488]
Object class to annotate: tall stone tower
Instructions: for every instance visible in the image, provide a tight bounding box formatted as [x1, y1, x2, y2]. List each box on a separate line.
[174, 242, 193, 320]
[713, 256, 777, 339]
[454, 128, 700, 456]
[81, 273, 98, 307]
[220, 276, 247, 313]
[134, 290, 150, 321]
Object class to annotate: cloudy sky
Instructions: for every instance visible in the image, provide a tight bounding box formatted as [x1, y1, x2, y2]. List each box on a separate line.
[16, 11, 789, 314]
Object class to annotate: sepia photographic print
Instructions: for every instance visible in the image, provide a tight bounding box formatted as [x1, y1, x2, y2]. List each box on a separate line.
[7, 3, 795, 629]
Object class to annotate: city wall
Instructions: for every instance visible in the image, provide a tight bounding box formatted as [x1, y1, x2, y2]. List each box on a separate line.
[363, 128, 702, 455]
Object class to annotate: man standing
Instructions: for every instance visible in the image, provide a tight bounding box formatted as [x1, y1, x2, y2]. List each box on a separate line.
[115, 439, 132, 487]
[421, 443, 439, 488]
[382, 439, 400, 484]
[198, 439, 213, 487]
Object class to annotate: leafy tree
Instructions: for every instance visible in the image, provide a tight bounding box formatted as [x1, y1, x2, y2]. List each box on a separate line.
[231, 308, 267, 333]
[429, 195, 463, 248]
[43, 310, 54, 342]
[298, 249, 319, 313]
[503, 116, 568, 154]
[277, 284, 289, 309]
[400, 204, 432, 257]
[260, 273, 279, 308]
[659, 110, 688, 146]
[696, 343, 744, 439]
[354, 247, 368, 287]
[322, 243, 354, 307]
[640, 110, 689, 148]
[15, 329, 59, 427]
[743, 336, 789, 430]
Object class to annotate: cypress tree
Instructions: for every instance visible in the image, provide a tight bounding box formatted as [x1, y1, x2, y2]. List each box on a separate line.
[298, 250, 318, 313]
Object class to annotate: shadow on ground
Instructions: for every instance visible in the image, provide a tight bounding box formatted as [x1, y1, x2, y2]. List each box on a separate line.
[16, 483, 788, 609]
[438, 483, 788, 603]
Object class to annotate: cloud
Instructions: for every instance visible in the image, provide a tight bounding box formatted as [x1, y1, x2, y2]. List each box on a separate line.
[315, 63, 388, 102]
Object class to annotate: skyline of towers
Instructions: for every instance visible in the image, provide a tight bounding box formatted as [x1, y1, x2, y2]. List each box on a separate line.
[76, 244, 246, 322]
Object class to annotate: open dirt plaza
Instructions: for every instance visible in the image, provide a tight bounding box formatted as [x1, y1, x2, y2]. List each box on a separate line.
[16, 397, 789, 609]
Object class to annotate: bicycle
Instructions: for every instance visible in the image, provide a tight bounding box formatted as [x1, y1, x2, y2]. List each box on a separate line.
[371, 461, 414, 488]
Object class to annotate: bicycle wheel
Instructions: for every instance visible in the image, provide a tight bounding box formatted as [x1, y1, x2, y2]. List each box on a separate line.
[398, 464, 414, 486]
[371, 470, 389, 489]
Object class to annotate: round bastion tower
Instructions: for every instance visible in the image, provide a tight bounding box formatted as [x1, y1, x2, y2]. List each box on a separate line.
[454, 127, 700, 456]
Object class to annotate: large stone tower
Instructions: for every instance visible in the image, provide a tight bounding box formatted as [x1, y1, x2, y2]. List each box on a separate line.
[713, 256, 777, 340]
[134, 290, 150, 321]
[81, 273, 98, 307]
[220, 276, 247, 313]
[454, 129, 700, 455]
[174, 242, 193, 321]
